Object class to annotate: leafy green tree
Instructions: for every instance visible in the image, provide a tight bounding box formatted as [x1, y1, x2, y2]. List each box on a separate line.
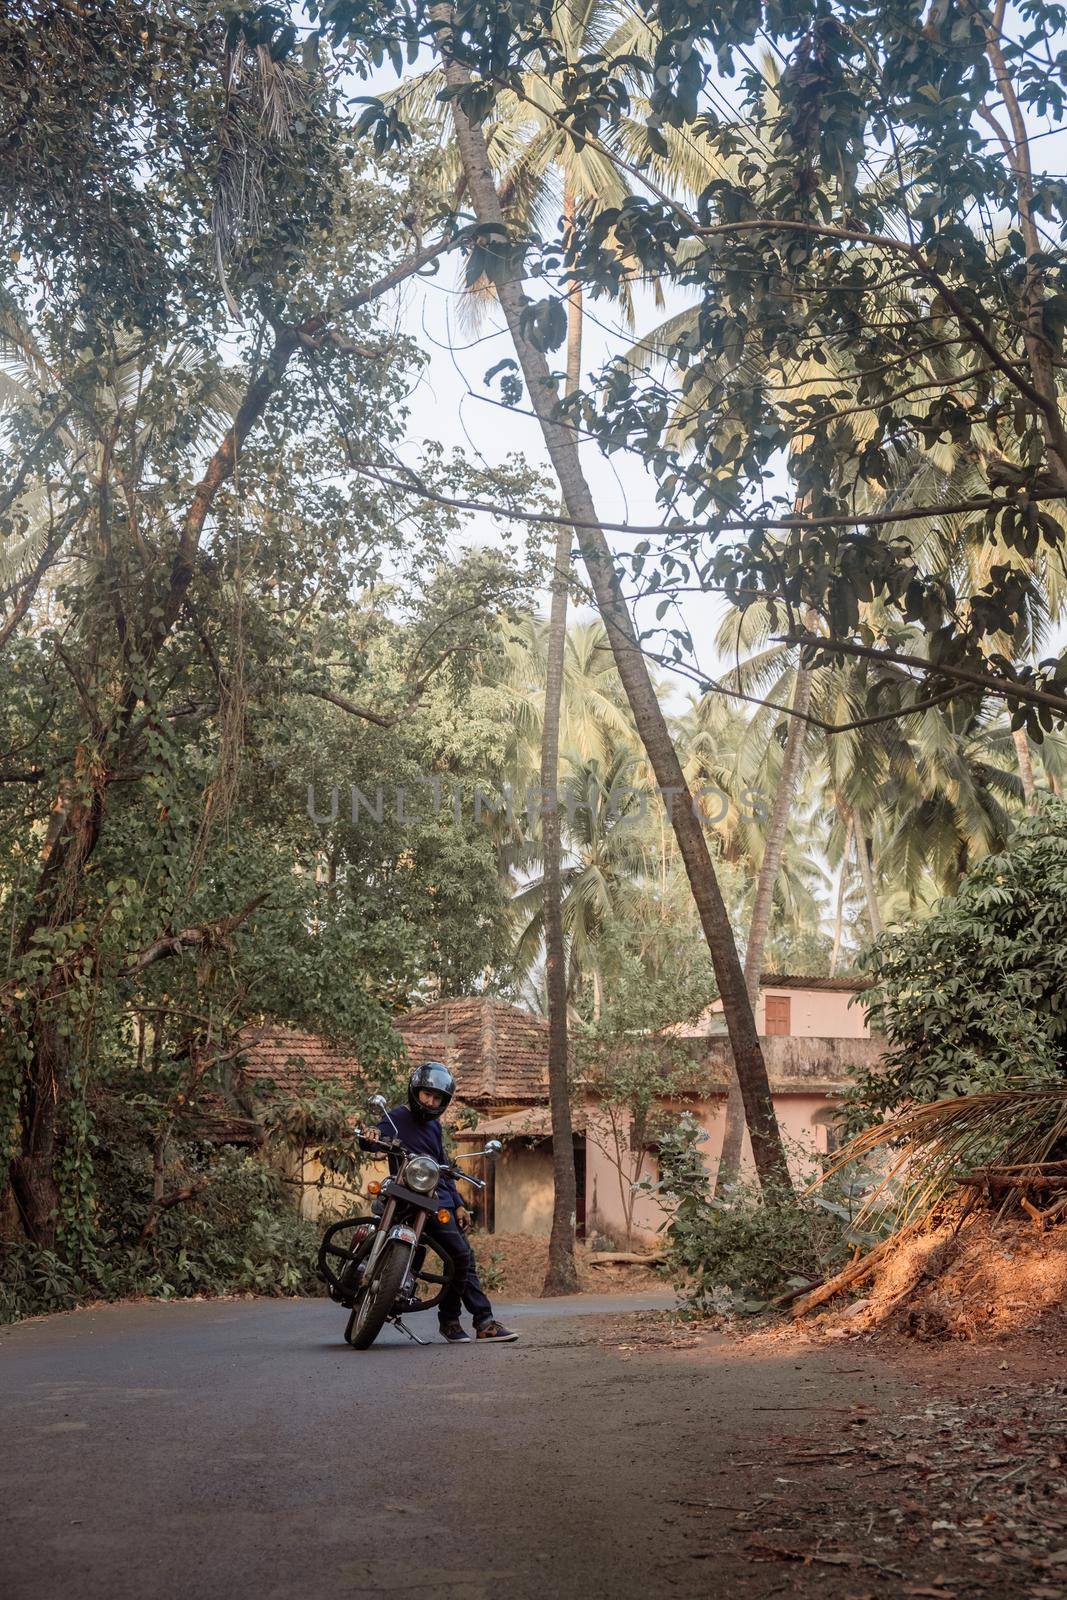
[847, 799, 1067, 1131]
[0, 8, 535, 1253]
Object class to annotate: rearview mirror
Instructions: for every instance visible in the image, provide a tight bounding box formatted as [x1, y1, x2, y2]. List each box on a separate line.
[485, 1139, 503, 1157]
[369, 1094, 388, 1112]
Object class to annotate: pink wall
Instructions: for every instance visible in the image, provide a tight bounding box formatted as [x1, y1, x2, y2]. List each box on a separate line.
[583, 1090, 842, 1247]
[675, 984, 872, 1040]
[756, 987, 870, 1039]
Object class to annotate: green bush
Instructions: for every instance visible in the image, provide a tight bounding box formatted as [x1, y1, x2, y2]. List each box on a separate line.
[645, 1115, 873, 1312]
[1, 1143, 324, 1325]
[846, 799, 1067, 1132]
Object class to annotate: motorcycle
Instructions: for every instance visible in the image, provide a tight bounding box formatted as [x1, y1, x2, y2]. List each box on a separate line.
[317, 1094, 503, 1349]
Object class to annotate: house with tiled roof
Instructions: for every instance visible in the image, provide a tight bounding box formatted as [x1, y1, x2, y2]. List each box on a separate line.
[445, 980, 883, 1244]
[236, 1024, 368, 1099]
[394, 996, 549, 1108]
[226, 983, 883, 1239]
[226, 1003, 551, 1220]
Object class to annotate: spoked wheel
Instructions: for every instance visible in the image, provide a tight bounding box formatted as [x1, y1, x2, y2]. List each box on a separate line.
[346, 1241, 410, 1350]
[318, 1216, 375, 1305]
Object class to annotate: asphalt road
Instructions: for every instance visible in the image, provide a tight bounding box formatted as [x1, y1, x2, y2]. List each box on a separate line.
[2, 1292, 897, 1600]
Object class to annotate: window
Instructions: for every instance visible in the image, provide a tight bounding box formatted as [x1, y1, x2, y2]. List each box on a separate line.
[812, 1107, 842, 1155]
[764, 994, 791, 1035]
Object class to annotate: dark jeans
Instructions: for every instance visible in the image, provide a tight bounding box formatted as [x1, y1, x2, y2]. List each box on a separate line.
[424, 1211, 494, 1328]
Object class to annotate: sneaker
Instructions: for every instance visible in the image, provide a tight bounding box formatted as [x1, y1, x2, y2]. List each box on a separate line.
[439, 1321, 471, 1343]
[475, 1320, 518, 1342]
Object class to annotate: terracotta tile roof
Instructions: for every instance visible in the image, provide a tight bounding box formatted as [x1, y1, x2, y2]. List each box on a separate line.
[396, 997, 549, 1105]
[759, 973, 873, 992]
[463, 1105, 587, 1139]
[186, 1091, 263, 1146]
[236, 1024, 366, 1098]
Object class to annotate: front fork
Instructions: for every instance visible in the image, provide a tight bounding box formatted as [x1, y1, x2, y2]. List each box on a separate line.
[360, 1200, 428, 1293]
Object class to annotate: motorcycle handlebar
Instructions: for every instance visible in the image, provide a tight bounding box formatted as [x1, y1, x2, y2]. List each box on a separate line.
[355, 1133, 404, 1155]
[355, 1137, 486, 1192]
[451, 1168, 485, 1191]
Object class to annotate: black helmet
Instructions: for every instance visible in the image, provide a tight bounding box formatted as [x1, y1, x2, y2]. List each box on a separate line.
[407, 1061, 455, 1122]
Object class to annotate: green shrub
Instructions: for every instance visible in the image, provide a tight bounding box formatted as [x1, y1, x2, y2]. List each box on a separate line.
[644, 1115, 874, 1312]
[1, 1144, 324, 1325]
[846, 799, 1067, 1133]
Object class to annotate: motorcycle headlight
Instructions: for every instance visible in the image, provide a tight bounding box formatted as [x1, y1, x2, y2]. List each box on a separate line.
[402, 1155, 439, 1194]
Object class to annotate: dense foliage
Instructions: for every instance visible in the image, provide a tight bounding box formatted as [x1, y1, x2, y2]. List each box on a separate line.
[644, 1115, 867, 1308]
[0, 1141, 322, 1325]
[0, 2, 546, 1280]
[847, 798, 1067, 1125]
[325, 0, 1067, 736]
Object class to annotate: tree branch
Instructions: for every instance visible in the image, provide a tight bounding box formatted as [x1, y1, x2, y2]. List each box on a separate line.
[346, 456, 1067, 537]
[0, 509, 80, 652]
[780, 633, 1067, 719]
[121, 892, 270, 978]
[287, 683, 398, 728]
[153, 228, 480, 658]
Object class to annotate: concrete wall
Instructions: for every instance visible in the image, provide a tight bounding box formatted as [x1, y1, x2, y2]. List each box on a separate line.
[687, 985, 872, 1039]
[277, 1148, 388, 1222]
[756, 987, 870, 1038]
[493, 1143, 556, 1234]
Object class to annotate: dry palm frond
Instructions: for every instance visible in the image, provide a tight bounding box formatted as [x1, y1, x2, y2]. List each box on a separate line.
[817, 1084, 1067, 1233]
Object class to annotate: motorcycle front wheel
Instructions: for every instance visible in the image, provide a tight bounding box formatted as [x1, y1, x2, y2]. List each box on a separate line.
[345, 1240, 410, 1350]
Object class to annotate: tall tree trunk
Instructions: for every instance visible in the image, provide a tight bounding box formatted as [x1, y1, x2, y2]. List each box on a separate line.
[542, 188, 582, 1295]
[1013, 725, 1037, 809]
[9, 1015, 67, 1247]
[851, 809, 882, 938]
[434, 10, 793, 1193]
[717, 663, 812, 1188]
[829, 813, 854, 977]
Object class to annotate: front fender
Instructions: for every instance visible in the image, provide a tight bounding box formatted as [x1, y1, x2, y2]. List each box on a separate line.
[364, 1219, 422, 1281]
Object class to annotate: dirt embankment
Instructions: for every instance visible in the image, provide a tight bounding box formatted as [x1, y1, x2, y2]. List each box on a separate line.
[810, 1213, 1067, 1346]
[471, 1231, 667, 1298]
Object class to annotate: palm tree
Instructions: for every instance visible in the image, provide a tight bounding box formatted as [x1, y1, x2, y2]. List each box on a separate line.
[512, 746, 654, 1018]
[496, 615, 637, 778]
[398, 3, 723, 1281]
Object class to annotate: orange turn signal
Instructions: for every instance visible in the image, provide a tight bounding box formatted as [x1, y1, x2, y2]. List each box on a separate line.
[367, 1180, 381, 1196]
[437, 1208, 451, 1223]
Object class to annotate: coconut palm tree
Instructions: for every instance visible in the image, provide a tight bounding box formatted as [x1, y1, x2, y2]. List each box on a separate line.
[496, 615, 637, 778]
[511, 746, 655, 1019]
[394, 5, 720, 1285]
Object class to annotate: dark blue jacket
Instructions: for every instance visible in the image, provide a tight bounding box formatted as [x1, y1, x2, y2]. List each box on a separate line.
[378, 1104, 462, 1210]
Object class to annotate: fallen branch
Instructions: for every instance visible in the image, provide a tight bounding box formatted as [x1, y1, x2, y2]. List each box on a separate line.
[791, 1235, 897, 1318]
[586, 1250, 666, 1267]
[1020, 1192, 1067, 1229]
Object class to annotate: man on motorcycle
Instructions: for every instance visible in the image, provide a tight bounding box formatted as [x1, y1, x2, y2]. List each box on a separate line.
[378, 1061, 518, 1344]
